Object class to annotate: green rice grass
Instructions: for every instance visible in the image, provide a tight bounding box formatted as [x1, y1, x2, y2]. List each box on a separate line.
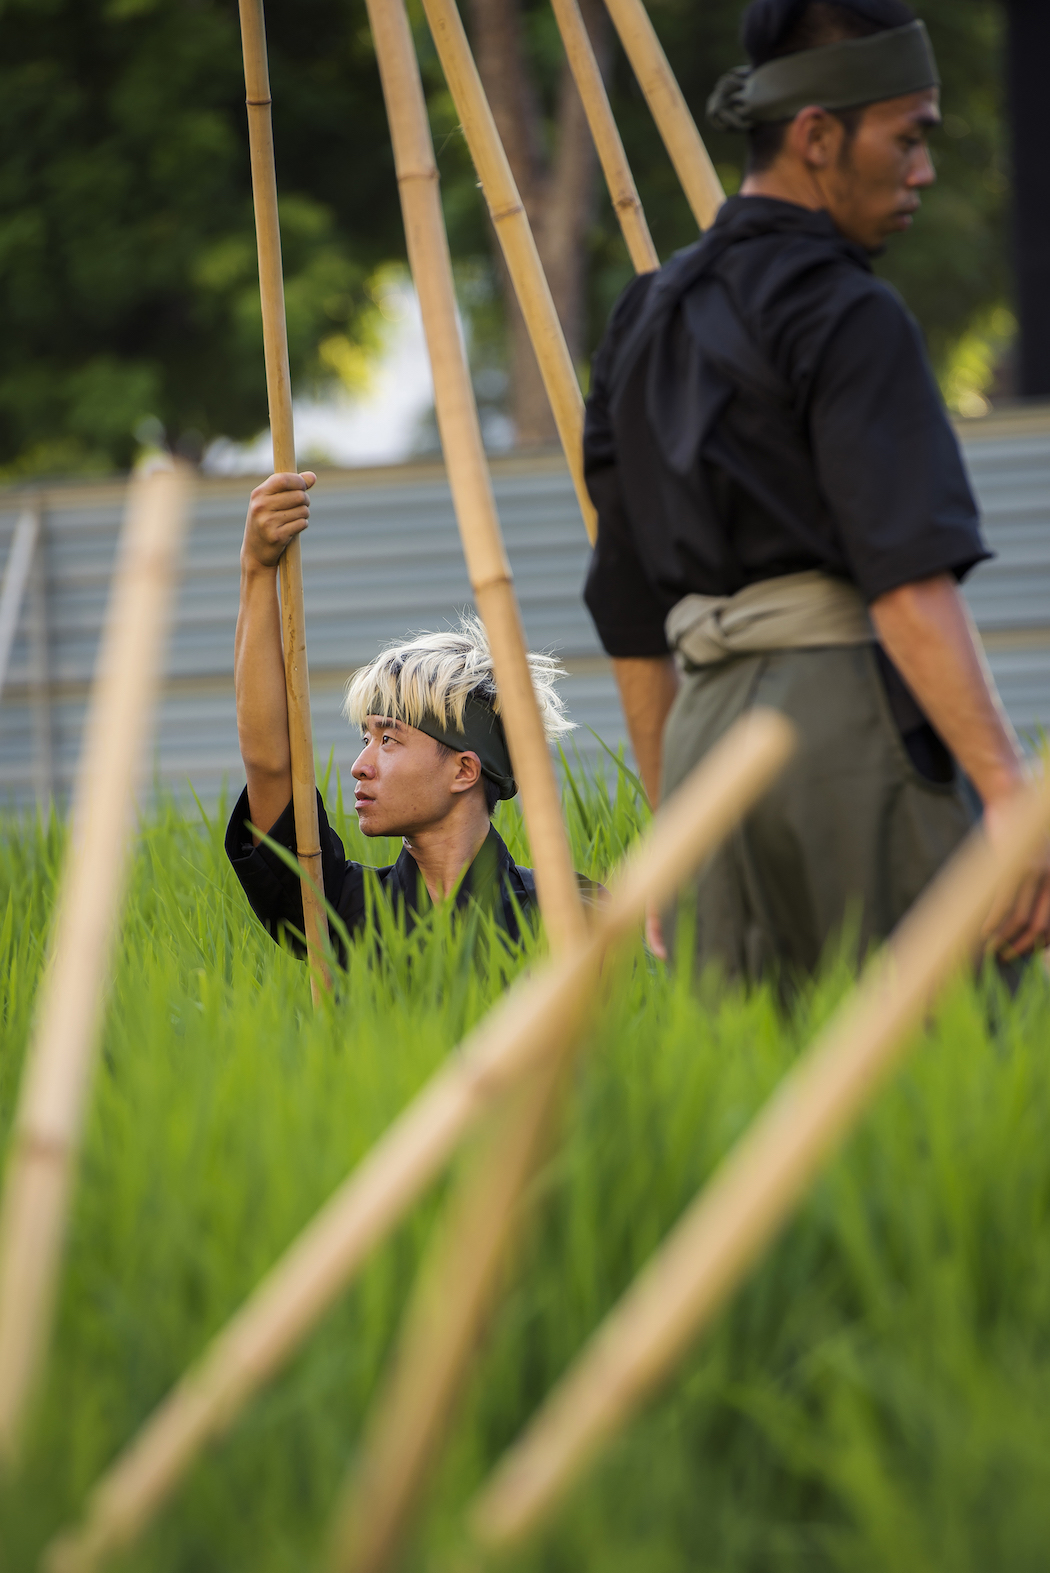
[1, 757, 1049, 1572]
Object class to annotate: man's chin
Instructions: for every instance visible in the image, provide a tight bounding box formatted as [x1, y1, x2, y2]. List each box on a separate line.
[355, 805, 397, 838]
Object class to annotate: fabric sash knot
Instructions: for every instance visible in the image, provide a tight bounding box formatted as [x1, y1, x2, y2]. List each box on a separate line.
[665, 569, 873, 667]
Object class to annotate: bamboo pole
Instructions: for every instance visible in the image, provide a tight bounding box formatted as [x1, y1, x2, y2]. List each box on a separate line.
[548, 0, 658, 273]
[0, 505, 40, 701]
[419, 0, 598, 544]
[326, 1055, 566, 1573]
[317, 17, 658, 1564]
[44, 711, 794, 1573]
[601, 0, 725, 231]
[318, 33, 670, 1560]
[369, 0, 585, 950]
[471, 769, 1050, 1548]
[0, 464, 192, 1465]
[238, 0, 330, 997]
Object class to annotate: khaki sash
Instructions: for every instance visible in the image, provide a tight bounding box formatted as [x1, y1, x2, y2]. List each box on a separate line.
[665, 569, 873, 668]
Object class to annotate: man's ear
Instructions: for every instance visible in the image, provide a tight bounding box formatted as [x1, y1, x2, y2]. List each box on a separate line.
[789, 105, 841, 171]
[449, 750, 483, 795]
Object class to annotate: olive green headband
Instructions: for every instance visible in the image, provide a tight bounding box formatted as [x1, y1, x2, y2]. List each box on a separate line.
[707, 20, 939, 132]
[369, 694, 517, 801]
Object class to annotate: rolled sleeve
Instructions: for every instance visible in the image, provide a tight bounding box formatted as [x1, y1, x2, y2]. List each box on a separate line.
[583, 288, 673, 659]
[809, 285, 991, 602]
[224, 787, 351, 954]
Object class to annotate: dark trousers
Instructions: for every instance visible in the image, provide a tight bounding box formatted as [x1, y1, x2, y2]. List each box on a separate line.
[661, 645, 976, 982]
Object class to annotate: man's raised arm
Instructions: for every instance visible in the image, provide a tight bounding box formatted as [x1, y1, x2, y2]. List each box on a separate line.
[871, 573, 1050, 958]
[234, 471, 315, 841]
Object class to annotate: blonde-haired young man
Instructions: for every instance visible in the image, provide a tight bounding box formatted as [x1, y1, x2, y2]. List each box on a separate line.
[226, 470, 575, 954]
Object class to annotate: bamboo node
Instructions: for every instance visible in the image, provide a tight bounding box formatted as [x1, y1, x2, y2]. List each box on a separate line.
[397, 167, 440, 185]
[490, 202, 525, 223]
[246, 97, 273, 107]
[13, 1130, 69, 1165]
[471, 571, 515, 596]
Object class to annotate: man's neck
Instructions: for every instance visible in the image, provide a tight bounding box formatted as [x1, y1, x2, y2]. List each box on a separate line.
[401, 802, 493, 903]
[740, 166, 826, 212]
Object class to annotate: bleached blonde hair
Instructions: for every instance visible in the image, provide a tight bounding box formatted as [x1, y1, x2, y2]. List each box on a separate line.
[342, 614, 574, 741]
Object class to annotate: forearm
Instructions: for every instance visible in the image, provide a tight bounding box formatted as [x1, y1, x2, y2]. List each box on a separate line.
[612, 655, 679, 807]
[869, 574, 1023, 805]
[235, 560, 292, 836]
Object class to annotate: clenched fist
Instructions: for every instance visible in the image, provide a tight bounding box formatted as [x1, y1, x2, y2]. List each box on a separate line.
[241, 471, 317, 572]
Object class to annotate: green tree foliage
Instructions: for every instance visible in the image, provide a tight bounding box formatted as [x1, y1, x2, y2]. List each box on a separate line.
[434, 0, 1009, 408]
[0, 0, 1010, 475]
[0, 0, 406, 475]
[579, 0, 1009, 380]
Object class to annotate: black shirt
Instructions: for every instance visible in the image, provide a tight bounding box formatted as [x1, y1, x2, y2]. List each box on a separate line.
[225, 786, 540, 959]
[583, 196, 990, 659]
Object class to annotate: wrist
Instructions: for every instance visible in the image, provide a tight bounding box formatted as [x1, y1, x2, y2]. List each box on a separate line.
[975, 757, 1028, 809]
[240, 550, 278, 584]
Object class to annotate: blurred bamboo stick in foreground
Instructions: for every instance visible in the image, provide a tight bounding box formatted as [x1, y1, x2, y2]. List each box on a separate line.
[44, 709, 794, 1573]
[322, 716, 791, 1573]
[238, 0, 331, 997]
[548, 0, 658, 272]
[0, 463, 192, 1465]
[601, 0, 724, 229]
[419, 0, 598, 542]
[472, 768, 1050, 1548]
[366, 0, 585, 950]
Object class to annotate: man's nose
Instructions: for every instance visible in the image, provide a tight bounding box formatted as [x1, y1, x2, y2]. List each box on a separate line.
[909, 145, 936, 188]
[351, 748, 374, 780]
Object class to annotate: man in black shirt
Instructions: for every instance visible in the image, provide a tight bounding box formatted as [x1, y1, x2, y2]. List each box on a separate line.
[584, 0, 1050, 976]
[227, 470, 575, 956]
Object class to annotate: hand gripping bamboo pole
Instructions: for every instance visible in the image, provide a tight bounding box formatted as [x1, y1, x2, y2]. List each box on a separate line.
[471, 768, 1050, 1549]
[548, 0, 658, 273]
[0, 464, 191, 1465]
[238, 0, 330, 996]
[44, 710, 793, 1573]
[419, 0, 598, 543]
[601, 0, 724, 231]
[369, 0, 585, 951]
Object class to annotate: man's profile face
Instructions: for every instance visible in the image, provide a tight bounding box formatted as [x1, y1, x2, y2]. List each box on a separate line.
[821, 88, 940, 250]
[351, 716, 481, 838]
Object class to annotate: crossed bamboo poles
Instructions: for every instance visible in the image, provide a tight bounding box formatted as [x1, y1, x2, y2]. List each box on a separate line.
[0, 2, 1045, 1571]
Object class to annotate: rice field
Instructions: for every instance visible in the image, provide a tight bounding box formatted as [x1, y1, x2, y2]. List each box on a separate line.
[2, 756, 1050, 1572]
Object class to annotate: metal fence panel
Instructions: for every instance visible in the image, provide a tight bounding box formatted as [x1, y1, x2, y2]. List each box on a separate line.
[1, 417, 1048, 811]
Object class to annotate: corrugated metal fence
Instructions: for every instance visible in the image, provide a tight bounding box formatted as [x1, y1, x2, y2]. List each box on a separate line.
[1, 409, 1048, 810]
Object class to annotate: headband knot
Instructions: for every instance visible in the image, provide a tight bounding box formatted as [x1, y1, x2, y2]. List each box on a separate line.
[706, 20, 939, 132]
[706, 64, 754, 132]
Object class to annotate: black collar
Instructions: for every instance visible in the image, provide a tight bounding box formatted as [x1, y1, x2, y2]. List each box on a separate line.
[389, 824, 517, 918]
[708, 194, 874, 265]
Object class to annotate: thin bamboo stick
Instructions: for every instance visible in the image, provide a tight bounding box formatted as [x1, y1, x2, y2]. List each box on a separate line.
[0, 506, 40, 701]
[601, 0, 725, 230]
[238, 0, 331, 997]
[317, 17, 658, 1563]
[320, 26, 661, 1561]
[368, 0, 585, 950]
[549, 0, 658, 273]
[0, 464, 192, 1465]
[44, 710, 794, 1573]
[471, 768, 1050, 1548]
[419, 0, 598, 544]
[326, 1053, 566, 1573]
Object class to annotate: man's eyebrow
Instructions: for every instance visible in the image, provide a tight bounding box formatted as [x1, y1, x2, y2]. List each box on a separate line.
[371, 715, 403, 732]
[913, 108, 942, 129]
